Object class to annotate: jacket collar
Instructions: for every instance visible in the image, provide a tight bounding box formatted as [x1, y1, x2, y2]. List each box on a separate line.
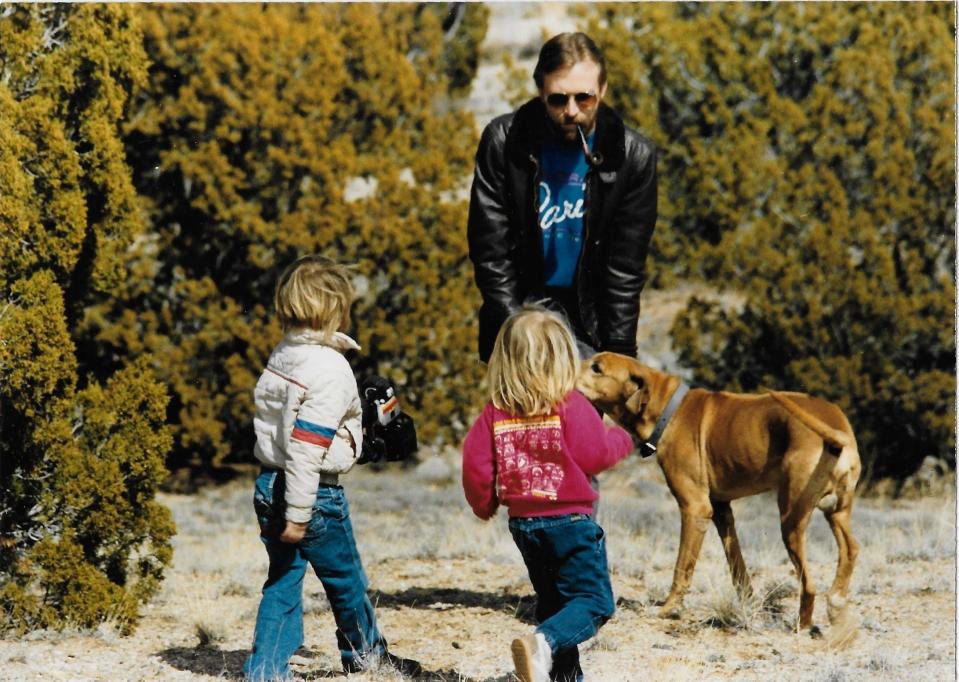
[284, 328, 361, 352]
[505, 97, 627, 172]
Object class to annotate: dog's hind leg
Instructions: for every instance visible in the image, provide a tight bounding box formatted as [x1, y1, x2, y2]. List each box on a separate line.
[711, 499, 753, 601]
[778, 485, 818, 632]
[823, 502, 858, 623]
[660, 494, 712, 619]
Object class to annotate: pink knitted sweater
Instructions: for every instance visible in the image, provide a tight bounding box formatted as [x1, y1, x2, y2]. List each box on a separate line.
[462, 390, 633, 519]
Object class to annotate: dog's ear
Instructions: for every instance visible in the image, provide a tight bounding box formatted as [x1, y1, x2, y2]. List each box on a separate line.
[624, 374, 650, 415]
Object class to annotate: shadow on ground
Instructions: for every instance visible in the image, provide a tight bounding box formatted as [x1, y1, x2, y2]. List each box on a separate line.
[156, 645, 513, 681]
[156, 647, 249, 679]
[370, 586, 537, 624]
[158, 646, 345, 679]
[423, 672, 514, 682]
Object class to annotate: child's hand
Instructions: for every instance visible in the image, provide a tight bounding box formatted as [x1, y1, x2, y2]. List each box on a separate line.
[279, 520, 308, 544]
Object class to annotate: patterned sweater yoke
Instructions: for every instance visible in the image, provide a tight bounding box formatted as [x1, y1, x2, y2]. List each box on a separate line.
[493, 414, 565, 501]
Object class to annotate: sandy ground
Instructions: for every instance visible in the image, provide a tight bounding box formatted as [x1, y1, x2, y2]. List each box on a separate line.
[0, 453, 954, 682]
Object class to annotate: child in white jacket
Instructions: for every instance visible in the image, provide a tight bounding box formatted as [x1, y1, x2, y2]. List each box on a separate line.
[244, 255, 420, 681]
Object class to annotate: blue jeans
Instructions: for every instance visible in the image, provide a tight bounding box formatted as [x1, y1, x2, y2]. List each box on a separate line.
[243, 470, 386, 681]
[509, 514, 615, 682]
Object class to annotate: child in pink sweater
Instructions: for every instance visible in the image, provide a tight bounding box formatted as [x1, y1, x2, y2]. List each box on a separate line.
[462, 306, 633, 682]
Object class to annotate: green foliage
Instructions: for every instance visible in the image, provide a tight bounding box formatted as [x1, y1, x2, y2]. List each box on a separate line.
[87, 3, 485, 471]
[589, 3, 955, 479]
[500, 51, 537, 109]
[0, 3, 149, 299]
[0, 4, 173, 634]
[0, 272, 78, 419]
[429, 3, 490, 96]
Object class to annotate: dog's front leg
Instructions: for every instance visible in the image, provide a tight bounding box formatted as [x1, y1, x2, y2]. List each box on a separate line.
[660, 504, 712, 619]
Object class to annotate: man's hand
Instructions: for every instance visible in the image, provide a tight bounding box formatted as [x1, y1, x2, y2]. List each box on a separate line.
[279, 520, 308, 544]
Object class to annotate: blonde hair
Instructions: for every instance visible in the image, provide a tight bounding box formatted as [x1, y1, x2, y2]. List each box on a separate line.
[274, 255, 354, 338]
[487, 306, 579, 416]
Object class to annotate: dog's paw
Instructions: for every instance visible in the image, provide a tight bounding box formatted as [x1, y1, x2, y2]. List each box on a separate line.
[658, 604, 683, 620]
[826, 594, 848, 624]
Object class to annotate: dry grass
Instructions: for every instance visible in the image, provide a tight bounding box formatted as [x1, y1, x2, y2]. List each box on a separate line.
[0, 451, 953, 681]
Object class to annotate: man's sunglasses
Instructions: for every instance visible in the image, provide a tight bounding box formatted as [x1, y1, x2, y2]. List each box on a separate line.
[545, 91, 597, 109]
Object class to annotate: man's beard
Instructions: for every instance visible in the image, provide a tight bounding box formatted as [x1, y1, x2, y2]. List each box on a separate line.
[547, 112, 597, 143]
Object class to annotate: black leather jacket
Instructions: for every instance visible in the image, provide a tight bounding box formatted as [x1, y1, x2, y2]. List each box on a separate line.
[467, 98, 658, 361]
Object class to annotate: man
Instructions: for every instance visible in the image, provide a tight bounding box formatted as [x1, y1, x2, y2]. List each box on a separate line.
[467, 32, 657, 363]
[466, 31, 656, 682]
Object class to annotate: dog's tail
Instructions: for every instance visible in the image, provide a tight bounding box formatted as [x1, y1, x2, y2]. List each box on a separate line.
[768, 391, 853, 455]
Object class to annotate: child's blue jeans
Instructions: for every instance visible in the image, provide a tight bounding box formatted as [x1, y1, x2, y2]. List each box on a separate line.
[243, 469, 386, 681]
[509, 513, 616, 682]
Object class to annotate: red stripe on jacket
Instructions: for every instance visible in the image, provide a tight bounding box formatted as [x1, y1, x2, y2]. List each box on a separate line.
[266, 366, 308, 389]
[291, 428, 333, 448]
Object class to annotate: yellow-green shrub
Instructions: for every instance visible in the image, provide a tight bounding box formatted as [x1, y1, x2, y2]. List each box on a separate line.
[0, 4, 173, 633]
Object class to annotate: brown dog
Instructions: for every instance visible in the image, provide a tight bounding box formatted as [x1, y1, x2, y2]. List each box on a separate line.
[577, 352, 861, 632]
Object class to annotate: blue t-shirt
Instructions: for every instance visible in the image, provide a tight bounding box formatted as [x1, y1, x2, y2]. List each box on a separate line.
[538, 134, 593, 288]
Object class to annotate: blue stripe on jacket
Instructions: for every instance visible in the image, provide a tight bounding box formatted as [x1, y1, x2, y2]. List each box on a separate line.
[290, 419, 337, 447]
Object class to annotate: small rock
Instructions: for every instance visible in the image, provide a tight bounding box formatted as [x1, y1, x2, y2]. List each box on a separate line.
[427, 601, 456, 611]
[900, 456, 953, 498]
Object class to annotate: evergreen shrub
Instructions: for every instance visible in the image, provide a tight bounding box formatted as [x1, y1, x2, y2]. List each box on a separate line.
[0, 4, 174, 634]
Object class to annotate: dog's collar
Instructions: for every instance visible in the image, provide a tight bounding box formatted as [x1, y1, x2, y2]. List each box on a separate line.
[639, 382, 690, 458]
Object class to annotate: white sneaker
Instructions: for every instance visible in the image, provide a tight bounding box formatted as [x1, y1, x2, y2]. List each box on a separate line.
[511, 632, 552, 682]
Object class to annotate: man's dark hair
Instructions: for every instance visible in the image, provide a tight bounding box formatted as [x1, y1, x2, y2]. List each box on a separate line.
[533, 32, 607, 90]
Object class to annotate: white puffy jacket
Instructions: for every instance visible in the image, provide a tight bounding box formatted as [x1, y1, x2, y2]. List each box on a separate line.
[252, 329, 364, 523]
